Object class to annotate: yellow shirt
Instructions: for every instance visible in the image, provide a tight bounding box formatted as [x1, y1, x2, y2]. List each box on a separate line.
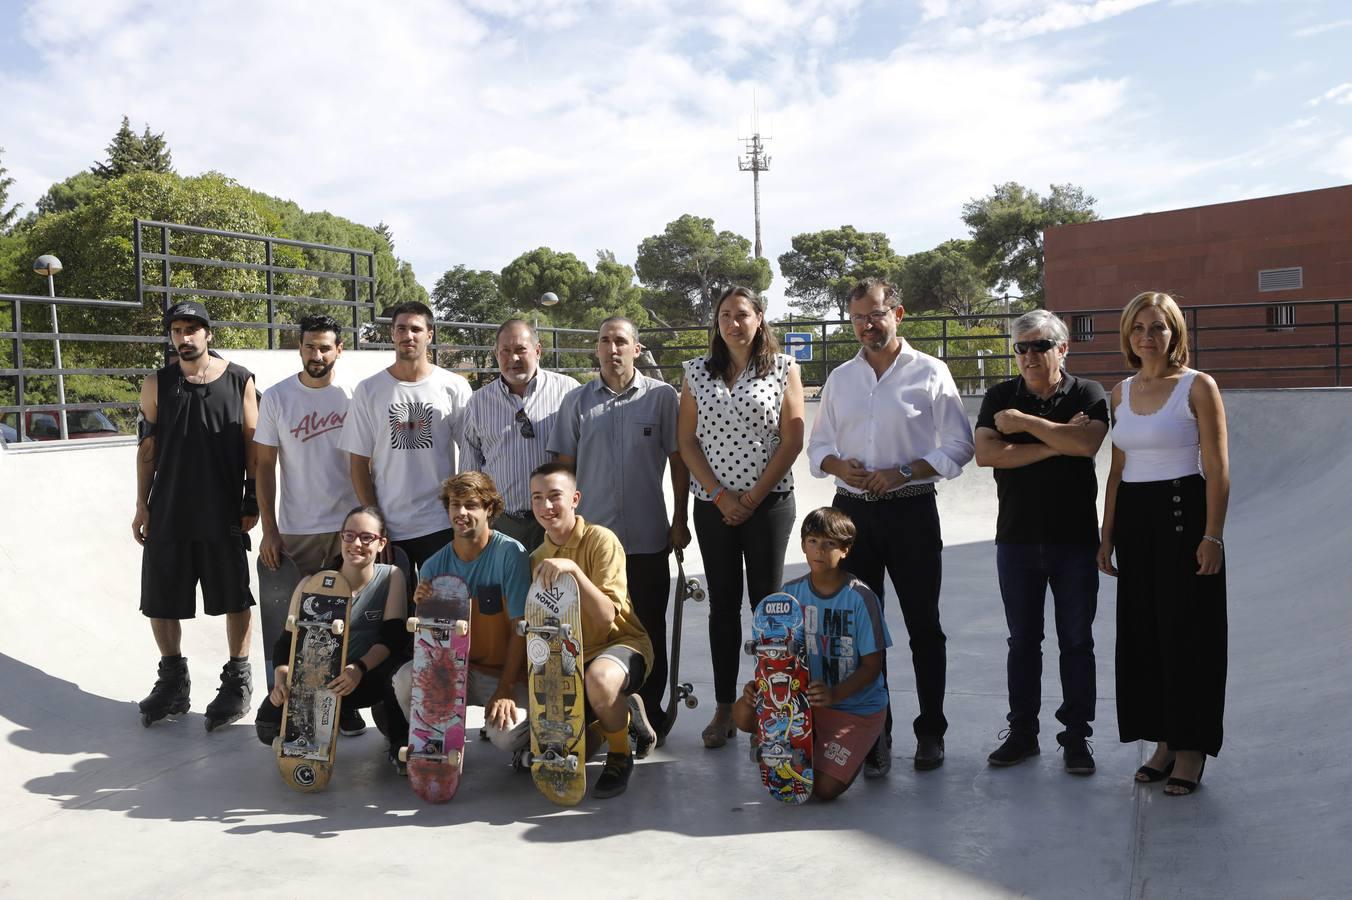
[531, 516, 654, 669]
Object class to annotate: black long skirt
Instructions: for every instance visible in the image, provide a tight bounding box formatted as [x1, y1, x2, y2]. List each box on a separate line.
[1114, 473, 1228, 756]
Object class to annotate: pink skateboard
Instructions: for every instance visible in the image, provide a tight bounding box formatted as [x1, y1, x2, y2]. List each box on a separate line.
[400, 574, 471, 803]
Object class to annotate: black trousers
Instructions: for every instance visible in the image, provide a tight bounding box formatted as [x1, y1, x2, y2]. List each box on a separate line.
[834, 491, 947, 740]
[256, 656, 408, 750]
[1114, 474, 1227, 756]
[627, 550, 673, 734]
[693, 491, 796, 704]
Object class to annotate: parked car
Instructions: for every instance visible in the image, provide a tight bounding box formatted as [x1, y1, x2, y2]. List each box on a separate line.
[12, 409, 123, 441]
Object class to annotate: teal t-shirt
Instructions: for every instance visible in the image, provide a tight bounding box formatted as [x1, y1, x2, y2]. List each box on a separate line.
[782, 574, 892, 716]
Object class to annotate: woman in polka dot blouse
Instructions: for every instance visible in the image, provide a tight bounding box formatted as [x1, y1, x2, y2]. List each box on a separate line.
[677, 286, 805, 748]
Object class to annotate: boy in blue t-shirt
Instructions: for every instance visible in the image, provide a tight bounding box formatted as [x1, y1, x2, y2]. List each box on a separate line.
[733, 507, 892, 801]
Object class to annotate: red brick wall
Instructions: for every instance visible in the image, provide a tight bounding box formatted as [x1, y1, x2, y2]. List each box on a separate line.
[1044, 185, 1352, 388]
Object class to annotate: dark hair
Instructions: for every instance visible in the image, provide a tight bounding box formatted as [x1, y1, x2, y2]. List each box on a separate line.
[342, 504, 388, 536]
[438, 472, 505, 521]
[705, 286, 780, 381]
[847, 277, 900, 307]
[598, 316, 638, 341]
[496, 317, 539, 345]
[530, 460, 577, 485]
[800, 506, 856, 549]
[387, 301, 436, 330]
[298, 314, 344, 345]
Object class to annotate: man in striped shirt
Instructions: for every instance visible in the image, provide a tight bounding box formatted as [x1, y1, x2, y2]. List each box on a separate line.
[458, 319, 577, 551]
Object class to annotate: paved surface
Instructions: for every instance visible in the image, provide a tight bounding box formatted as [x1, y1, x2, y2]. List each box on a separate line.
[2, 359, 1349, 898]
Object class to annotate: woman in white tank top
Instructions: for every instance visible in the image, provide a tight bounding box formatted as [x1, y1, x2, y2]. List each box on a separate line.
[1097, 292, 1230, 797]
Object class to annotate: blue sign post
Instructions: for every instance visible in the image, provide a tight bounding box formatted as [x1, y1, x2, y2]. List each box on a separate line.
[784, 332, 813, 362]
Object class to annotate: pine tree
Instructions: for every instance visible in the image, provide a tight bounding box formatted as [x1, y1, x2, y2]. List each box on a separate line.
[0, 146, 20, 231]
[136, 124, 174, 173]
[92, 116, 174, 179]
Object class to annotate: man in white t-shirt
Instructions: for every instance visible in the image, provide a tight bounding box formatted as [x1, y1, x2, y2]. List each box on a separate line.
[256, 314, 358, 576]
[339, 301, 472, 568]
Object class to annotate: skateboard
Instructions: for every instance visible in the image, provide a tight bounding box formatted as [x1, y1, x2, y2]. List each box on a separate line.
[663, 548, 704, 729]
[744, 592, 815, 804]
[275, 570, 352, 793]
[257, 554, 303, 692]
[400, 574, 471, 804]
[518, 572, 586, 806]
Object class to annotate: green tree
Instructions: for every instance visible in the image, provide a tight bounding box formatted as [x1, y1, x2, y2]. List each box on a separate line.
[962, 182, 1097, 302]
[431, 265, 505, 324]
[635, 214, 771, 326]
[500, 246, 592, 315]
[897, 239, 995, 317]
[777, 225, 901, 319]
[36, 171, 102, 216]
[0, 147, 20, 232]
[92, 116, 174, 179]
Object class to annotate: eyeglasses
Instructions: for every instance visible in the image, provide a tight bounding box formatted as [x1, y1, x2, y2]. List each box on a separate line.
[849, 307, 896, 326]
[1014, 339, 1059, 355]
[515, 408, 535, 439]
[339, 530, 381, 545]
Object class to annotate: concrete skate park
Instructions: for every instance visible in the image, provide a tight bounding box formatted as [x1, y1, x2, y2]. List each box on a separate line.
[2, 349, 1348, 899]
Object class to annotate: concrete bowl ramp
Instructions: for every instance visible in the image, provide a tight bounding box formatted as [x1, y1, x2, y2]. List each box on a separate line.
[1, 369, 1348, 898]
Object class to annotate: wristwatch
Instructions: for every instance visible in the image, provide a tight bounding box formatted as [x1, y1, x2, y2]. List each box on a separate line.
[899, 464, 914, 482]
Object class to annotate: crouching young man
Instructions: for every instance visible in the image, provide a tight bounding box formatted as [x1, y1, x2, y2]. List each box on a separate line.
[529, 462, 656, 799]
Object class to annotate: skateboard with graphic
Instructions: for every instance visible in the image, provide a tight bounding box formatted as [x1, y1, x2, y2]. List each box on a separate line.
[744, 592, 815, 804]
[664, 548, 704, 729]
[274, 570, 352, 793]
[518, 572, 586, 806]
[257, 554, 303, 692]
[400, 574, 472, 804]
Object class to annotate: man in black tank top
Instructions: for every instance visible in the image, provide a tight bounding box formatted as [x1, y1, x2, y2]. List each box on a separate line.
[132, 301, 260, 731]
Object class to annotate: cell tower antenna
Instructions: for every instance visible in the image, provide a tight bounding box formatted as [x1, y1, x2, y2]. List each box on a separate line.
[738, 96, 772, 259]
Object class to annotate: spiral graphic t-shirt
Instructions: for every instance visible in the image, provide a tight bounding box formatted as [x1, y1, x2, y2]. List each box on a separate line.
[339, 366, 472, 540]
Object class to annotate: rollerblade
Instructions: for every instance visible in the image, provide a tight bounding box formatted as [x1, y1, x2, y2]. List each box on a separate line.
[138, 656, 190, 727]
[203, 659, 253, 732]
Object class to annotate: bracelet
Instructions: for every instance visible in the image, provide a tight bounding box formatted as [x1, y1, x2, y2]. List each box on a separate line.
[710, 486, 726, 504]
[351, 658, 368, 674]
[1202, 535, 1224, 549]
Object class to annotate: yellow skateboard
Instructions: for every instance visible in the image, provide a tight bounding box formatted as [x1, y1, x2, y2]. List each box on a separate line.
[519, 573, 586, 806]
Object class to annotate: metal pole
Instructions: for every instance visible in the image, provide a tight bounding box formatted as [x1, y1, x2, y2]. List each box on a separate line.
[48, 275, 68, 440]
[265, 240, 276, 349]
[1335, 302, 1342, 388]
[13, 298, 23, 440]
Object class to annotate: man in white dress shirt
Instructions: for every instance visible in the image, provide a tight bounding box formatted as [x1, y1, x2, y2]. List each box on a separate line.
[807, 278, 975, 775]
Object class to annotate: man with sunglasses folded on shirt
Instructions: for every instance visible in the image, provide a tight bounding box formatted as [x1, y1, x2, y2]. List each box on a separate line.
[974, 309, 1108, 775]
[807, 278, 974, 777]
[458, 318, 576, 552]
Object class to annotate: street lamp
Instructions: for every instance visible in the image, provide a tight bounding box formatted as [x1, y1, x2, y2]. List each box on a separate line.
[536, 291, 559, 367]
[32, 254, 68, 439]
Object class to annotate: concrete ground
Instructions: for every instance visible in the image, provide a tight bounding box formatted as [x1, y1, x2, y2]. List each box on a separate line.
[2, 360, 1349, 899]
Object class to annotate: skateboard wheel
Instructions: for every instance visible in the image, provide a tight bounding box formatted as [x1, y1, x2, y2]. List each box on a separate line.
[285, 614, 297, 633]
[743, 639, 756, 656]
[455, 620, 468, 637]
[330, 619, 344, 636]
[406, 616, 420, 633]
[521, 751, 535, 767]
[565, 755, 579, 773]
[449, 750, 463, 768]
[398, 745, 409, 763]
[559, 623, 573, 640]
[515, 620, 529, 636]
[685, 696, 699, 709]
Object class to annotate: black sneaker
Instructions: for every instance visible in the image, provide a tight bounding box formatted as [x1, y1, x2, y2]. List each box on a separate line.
[203, 660, 253, 732]
[592, 751, 634, 799]
[914, 735, 945, 771]
[988, 729, 1040, 767]
[627, 695, 656, 760]
[339, 707, 367, 736]
[863, 734, 893, 778]
[1063, 738, 1095, 775]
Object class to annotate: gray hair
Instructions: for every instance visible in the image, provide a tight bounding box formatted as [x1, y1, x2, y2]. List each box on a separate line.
[1012, 309, 1069, 345]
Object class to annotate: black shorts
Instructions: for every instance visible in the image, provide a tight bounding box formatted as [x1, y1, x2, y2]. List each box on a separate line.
[587, 644, 649, 696]
[141, 538, 256, 619]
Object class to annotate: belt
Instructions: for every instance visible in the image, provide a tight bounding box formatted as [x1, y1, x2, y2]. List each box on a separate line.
[836, 483, 936, 502]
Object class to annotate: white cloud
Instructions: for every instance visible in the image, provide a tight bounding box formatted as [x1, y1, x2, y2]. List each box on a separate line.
[1292, 18, 1352, 38]
[1308, 83, 1352, 107]
[912, 0, 1164, 44]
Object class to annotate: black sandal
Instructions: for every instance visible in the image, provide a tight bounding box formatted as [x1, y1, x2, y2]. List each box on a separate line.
[1164, 759, 1206, 796]
[1134, 758, 1175, 783]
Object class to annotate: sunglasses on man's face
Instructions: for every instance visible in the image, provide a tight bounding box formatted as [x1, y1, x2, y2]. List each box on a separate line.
[1014, 339, 1059, 355]
[515, 408, 535, 439]
[340, 530, 381, 545]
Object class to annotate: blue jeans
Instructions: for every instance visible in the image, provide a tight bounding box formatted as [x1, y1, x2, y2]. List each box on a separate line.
[996, 543, 1098, 744]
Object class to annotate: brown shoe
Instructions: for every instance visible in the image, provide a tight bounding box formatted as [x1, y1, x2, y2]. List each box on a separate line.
[702, 706, 736, 749]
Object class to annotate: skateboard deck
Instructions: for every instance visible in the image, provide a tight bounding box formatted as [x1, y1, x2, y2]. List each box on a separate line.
[745, 592, 815, 804]
[275, 570, 352, 793]
[664, 548, 704, 729]
[257, 554, 303, 692]
[401, 574, 471, 804]
[521, 573, 586, 806]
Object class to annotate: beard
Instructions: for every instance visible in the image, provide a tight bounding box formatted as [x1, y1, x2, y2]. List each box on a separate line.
[177, 344, 204, 361]
[305, 359, 335, 378]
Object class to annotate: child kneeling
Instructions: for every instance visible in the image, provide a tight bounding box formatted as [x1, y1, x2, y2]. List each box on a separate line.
[733, 507, 892, 801]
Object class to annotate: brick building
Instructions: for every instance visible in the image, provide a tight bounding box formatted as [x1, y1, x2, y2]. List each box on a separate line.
[1043, 184, 1352, 388]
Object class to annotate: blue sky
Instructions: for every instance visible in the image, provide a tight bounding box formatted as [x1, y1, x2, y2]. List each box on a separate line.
[1, 0, 1349, 314]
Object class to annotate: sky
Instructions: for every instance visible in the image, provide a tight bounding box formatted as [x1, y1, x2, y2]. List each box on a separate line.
[1, 0, 1350, 315]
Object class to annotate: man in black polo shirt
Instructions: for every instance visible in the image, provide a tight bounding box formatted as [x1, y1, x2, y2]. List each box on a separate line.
[974, 310, 1108, 775]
